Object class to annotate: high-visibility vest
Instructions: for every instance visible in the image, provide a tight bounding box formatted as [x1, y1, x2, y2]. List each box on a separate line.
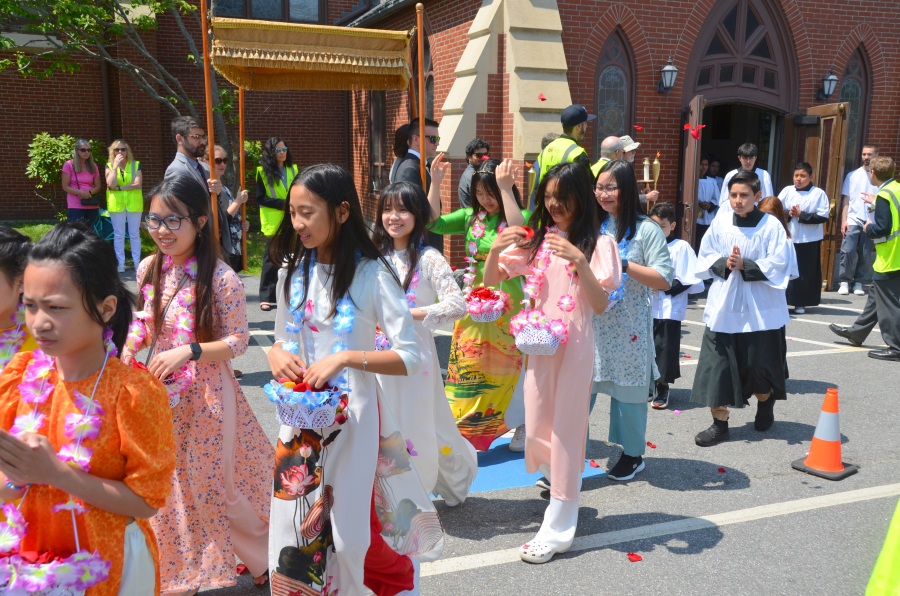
[257, 164, 299, 236]
[872, 179, 900, 274]
[531, 137, 587, 208]
[591, 157, 611, 178]
[106, 161, 142, 212]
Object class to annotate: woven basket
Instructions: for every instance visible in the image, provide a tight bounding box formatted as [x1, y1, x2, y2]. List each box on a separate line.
[470, 310, 502, 323]
[1, 581, 84, 595]
[276, 392, 341, 429]
[514, 325, 561, 356]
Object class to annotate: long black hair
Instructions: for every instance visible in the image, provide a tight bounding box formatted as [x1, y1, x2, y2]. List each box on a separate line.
[139, 175, 221, 344]
[468, 159, 523, 229]
[269, 164, 400, 317]
[523, 162, 598, 262]
[372, 181, 433, 291]
[596, 159, 643, 243]
[261, 137, 295, 189]
[29, 223, 134, 354]
[0, 226, 33, 286]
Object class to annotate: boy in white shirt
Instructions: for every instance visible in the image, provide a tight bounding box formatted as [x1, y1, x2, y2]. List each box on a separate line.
[716, 143, 774, 218]
[649, 202, 705, 409]
[692, 170, 795, 446]
[696, 153, 720, 250]
[778, 162, 830, 313]
[838, 144, 879, 295]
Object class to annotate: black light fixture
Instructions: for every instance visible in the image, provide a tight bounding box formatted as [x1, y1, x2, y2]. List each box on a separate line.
[815, 67, 839, 102]
[657, 57, 678, 94]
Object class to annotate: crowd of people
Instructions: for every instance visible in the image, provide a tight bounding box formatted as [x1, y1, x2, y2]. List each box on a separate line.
[0, 106, 896, 595]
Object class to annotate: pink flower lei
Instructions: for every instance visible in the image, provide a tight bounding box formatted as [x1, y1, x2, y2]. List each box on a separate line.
[0, 304, 27, 372]
[463, 210, 507, 301]
[125, 256, 198, 399]
[0, 350, 112, 591]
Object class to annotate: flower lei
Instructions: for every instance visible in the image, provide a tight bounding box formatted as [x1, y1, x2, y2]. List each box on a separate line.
[0, 305, 26, 372]
[397, 239, 424, 308]
[125, 255, 197, 397]
[0, 344, 114, 591]
[463, 211, 509, 315]
[600, 217, 630, 305]
[508, 227, 574, 344]
[266, 250, 354, 409]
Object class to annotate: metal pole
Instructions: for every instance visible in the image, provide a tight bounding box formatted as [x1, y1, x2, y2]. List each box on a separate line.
[199, 0, 220, 241]
[416, 3, 426, 189]
[239, 88, 248, 271]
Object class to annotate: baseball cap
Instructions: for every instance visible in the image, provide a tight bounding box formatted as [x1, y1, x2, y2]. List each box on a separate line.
[560, 105, 596, 128]
[620, 135, 640, 152]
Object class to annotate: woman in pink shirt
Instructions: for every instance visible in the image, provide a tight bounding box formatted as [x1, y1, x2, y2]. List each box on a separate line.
[61, 139, 102, 228]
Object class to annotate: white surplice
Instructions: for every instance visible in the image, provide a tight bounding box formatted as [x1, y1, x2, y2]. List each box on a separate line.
[696, 177, 720, 226]
[696, 211, 795, 333]
[269, 259, 443, 596]
[652, 239, 705, 321]
[378, 247, 478, 503]
[777, 185, 830, 243]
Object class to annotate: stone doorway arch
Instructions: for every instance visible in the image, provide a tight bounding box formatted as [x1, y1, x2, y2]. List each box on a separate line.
[684, 0, 799, 114]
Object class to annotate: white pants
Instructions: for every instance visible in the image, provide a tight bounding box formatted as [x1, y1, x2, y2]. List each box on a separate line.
[535, 465, 581, 551]
[110, 210, 142, 266]
[119, 522, 156, 596]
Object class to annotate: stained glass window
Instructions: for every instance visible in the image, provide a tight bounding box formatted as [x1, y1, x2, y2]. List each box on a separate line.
[596, 66, 627, 137]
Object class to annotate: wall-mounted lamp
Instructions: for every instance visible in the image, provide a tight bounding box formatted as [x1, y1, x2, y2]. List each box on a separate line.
[815, 67, 839, 102]
[657, 57, 678, 94]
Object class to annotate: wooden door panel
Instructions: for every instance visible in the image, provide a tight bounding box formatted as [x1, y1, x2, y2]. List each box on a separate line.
[680, 95, 704, 245]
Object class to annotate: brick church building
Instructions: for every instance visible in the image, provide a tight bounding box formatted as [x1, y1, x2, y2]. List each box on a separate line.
[3, 0, 898, 268]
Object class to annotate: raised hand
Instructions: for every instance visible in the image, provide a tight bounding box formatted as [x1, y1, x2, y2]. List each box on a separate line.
[430, 152, 450, 186]
[495, 159, 520, 193]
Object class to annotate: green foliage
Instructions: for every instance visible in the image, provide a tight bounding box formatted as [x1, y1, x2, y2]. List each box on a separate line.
[244, 140, 262, 189]
[9, 222, 54, 243]
[25, 133, 104, 216]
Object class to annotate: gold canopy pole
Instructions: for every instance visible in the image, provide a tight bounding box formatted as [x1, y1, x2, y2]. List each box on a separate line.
[239, 88, 247, 271]
[416, 3, 426, 189]
[200, 0, 219, 240]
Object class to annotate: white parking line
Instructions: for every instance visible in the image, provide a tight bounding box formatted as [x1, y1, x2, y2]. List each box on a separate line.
[422, 483, 900, 577]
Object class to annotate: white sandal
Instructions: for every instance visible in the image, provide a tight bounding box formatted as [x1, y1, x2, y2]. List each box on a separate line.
[519, 540, 566, 564]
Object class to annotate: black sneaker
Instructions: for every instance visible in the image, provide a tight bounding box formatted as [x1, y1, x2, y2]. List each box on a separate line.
[695, 419, 730, 446]
[607, 455, 644, 481]
[535, 477, 550, 490]
[755, 398, 775, 431]
[652, 385, 669, 409]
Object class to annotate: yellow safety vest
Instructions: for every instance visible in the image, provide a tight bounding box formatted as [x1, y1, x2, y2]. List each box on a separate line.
[531, 137, 587, 208]
[872, 179, 900, 274]
[257, 164, 299, 236]
[106, 161, 142, 213]
[590, 157, 611, 177]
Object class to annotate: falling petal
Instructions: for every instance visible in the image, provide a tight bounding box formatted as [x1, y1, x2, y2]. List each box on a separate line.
[627, 553, 642, 562]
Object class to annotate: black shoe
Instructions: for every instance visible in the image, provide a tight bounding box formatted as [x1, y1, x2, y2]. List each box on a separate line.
[695, 419, 730, 447]
[608, 455, 644, 480]
[754, 398, 775, 431]
[829, 324, 862, 347]
[234, 369, 243, 379]
[535, 477, 551, 490]
[868, 349, 900, 362]
[652, 385, 669, 409]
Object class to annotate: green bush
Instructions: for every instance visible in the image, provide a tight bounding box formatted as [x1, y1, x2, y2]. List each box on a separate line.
[243, 140, 262, 189]
[25, 133, 105, 219]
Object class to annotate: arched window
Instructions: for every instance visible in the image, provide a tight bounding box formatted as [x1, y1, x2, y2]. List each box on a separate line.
[593, 28, 636, 157]
[838, 46, 872, 171]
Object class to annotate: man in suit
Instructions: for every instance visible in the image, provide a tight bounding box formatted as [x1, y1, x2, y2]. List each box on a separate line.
[165, 116, 232, 255]
[394, 117, 442, 248]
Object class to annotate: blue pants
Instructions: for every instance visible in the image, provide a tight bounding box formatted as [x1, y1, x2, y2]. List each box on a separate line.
[586, 393, 648, 457]
[67, 208, 99, 231]
[840, 224, 871, 283]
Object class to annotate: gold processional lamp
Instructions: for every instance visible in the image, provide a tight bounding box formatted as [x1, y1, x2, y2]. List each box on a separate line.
[527, 162, 536, 200]
[640, 153, 661, 207]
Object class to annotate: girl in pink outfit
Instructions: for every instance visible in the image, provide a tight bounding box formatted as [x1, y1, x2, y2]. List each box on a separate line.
[484, 163, 620, 564]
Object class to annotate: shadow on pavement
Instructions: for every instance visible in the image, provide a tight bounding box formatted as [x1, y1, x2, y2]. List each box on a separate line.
[732, 420, 848, 446]
[785, 378, 838, 395]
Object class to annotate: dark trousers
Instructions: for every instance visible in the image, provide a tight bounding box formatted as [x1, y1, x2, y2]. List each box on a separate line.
[67, 208, 99, 231]
[846, 276, 900, 352]
[259, 235, 279, 305]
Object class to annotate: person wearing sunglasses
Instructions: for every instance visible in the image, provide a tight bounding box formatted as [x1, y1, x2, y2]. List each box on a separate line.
[256, 137, 298, 311]
[458, 138, 490, 209]
[212, 145, 250, 273]
[61, 139, 102, 228]
[395, 117, 443, 249]
[105, 140, 144, 272]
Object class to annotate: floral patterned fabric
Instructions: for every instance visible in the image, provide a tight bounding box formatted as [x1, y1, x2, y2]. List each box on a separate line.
[134, 257, 275, 591]
[428, 208, 531, 450]
[0, 353, 175, 596]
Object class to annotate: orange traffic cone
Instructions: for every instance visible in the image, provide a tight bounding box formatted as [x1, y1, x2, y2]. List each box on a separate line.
[792, 389, 857, 480]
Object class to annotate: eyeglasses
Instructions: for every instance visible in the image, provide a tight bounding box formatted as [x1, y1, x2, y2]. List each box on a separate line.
[594, 185, 619, 194]
[274, 147, 289, 154]
[77, 148, 91, 153]
[145, 215, 188, 231]
[214, 157, 229, 165]
[473, 152, 490, 158]
[187, 134, 208, 141]
[426, 136, 440, 144]
[114, 148, 128, 153]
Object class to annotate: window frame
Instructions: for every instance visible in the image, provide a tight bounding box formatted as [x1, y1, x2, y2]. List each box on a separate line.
[214, 0, 329, 25]
[591, 27, 637, 159]
[837, 45, 872, 172]
[368, 90, 388, 194]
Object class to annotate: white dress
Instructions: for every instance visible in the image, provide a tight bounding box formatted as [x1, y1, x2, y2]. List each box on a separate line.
[269, 259, 442, 596]
[377, 247, 478, 503]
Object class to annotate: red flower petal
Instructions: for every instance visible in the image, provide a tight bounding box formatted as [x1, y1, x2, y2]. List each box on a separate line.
[538, 93, 547, 101]
[521, 226, 534, 239]
[451, 266, 457, 271]
[633, 125, 644, 130]
[718, 467, 726, 473]
[236, 563, 249, 575]
[131, 360, 149, 371]
[627, 553, 642, 562]
[646, 442, 656, 448]
[482, 155, 490, 160]
[589, 460, 600, 468]
[308, 325, 319, 332]
[696, 124, 707, 129]
[684, 354, 691, 358]
[631, 335, 637, 341]
[690, 129, 701, 140]
[684, 123, 692, 130]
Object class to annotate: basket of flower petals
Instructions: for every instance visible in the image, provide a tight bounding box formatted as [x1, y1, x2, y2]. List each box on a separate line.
[509, 309, 569, 356]
[265, 376, 347, 429]
[130, 360, 190, 408]
[466, 287, 509, 323]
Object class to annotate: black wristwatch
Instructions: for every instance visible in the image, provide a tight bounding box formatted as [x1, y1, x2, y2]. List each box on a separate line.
[189, 342, 202, 361]
[622, 259, 630, 272]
